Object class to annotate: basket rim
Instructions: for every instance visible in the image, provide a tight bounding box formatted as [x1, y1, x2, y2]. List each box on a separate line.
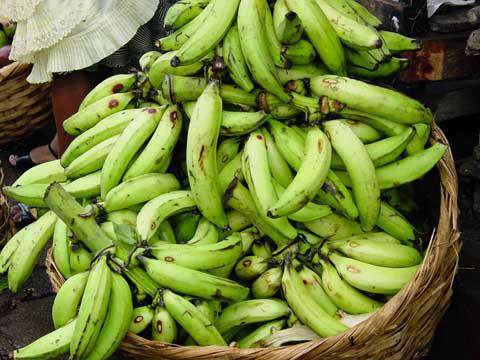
[45, 122, 461, 359]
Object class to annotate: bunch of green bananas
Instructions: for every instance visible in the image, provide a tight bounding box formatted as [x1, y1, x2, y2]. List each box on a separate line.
[1, 0, 447, 358]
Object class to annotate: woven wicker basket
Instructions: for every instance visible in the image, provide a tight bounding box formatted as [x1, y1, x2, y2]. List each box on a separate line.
[0, 165, 16, 246]
[0, 62, 52, 145]
[46, 123, 460, 360]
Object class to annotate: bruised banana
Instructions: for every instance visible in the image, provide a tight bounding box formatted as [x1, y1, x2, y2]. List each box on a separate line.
[235, 255, 271, 281]
[129, 306, 154, 334]
[151, 306, 177, 343]
[79, 74, 137, 110]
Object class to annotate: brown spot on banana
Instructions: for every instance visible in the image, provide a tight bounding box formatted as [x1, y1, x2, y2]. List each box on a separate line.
[164, 256, 175, 262]
[347, 265, 360, 273]
[108, 99, 120, 109]
[134, 316, 144, 323]
[198, 145, 206, 172]
[156, 320, 163, 333]
[112, 83, 124, 93]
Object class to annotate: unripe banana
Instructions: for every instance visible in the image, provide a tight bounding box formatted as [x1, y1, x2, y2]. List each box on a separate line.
[305, 213, 363, 240]
[215, 299, 290, 334]
[0, 227, 26, 274]
[252, 240, 272, 259]
[129, 306, 154, 334]
[286, 0, 346, 75]
[52, 219, 72, 279]
[104, 173, 180, 212]
[341, 119, 382, 143]
[156, 220, 177, 244]
[63, 171, 101, 199]
[13, 319, 76, 360]
[380, 30, 420, 53]
[218, 151, 243, 194]
[137, 191, 196, 242]
[377, 201, 415, 244]
[217, 137, 241, 172]
[106, 209, 137, 227]
[52, 271, 89, 329]
[8, 211, 57, 293]
[172, 212, 202, 243]
[12, 160, 66, 187]
[235, 255, 271, 281]
[223, 24, 255, 92]
[319, 259, 382, 314]
[337, 107, 409, 136]
[237, 319, 285, 348]
[101, 107, 165, 198]
[406, 123, 430, 155]
[69, 244, 93, 275]
[186, 82, 228, 228]
[140, 256, 249, 302]
[282, 39, 317, 65]
[3, 183, 50, 207]
[151, 306, 177, 343]
[227, 210, 251, 232]
[348, 57, 409, 79]
[187, 218, 219, 245]
[164, 0, 211, 30]
[251, 266, 283, 299]
[70, 256, 112, 359]
[139, 51, 161, 71]
[79, 74, 136, 110]
[345, 47, 379, 71]
[261, 0, 290, 69]
[329, 252, 420, 294]
[273, 0, 303, 44]
[262, 129, 293, 189]
[276, 63, 328, 83]
[65, 135, 119, 179]
[344, 0, 382, 27]
[317, 171, 359, 219]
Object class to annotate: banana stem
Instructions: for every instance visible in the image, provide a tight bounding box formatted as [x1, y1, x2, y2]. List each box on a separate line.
[122, 265, 159, 297]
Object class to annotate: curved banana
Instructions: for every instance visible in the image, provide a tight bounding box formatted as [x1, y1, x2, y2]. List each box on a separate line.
[173, 212, 202, 243]
[137, 190, 196, 242]
[262, 129, 293, 189]
[251, 266, 283, 299]
[215, 299, 290, 334]
[8, 211, 57, 293]
[162, 289, 226, 345]
[101, 107, 165, 198]
[341, 119, 382, 143]
[331, 231, 401, 245]
[172, 0, 240, 66]
[140, 256, 249, 302]
[150, 233, 242, 270]
[65, 92, 134, 135]
[406, 123, 430, 155]
[348, 57, 409, 79]
[261, 0, 289, 69]
[319, 259, 382, 314]
[155, 220, 177, 244]
[227, 210, 251, 232]
[269, 127, 331, 217]
[187, 218, 219, 245]
[12, 160, 66, 186]
[70, 256, 112, 360]
[345, 47, 379, 71]
[61, 109, 142, 167]
[237, 0, 290, 102]
[337, 107, 409, 136]
[237, 319, 285, 348]
[186, 82, 228, 228]
[329, 252, 420, 295]
[51, 271, 89, 329]
[282, 39, 316, 65]
[129, 306, 154, 334]
[380, 30, 420, 53]
[305, 213, 363, 240]
[311, 75, 433, 124]
[3, 183, 49, 207]
[139, 51, 161, 72]
[286, 0, 345, 75]
[377, 201, 415, 244]
[164, 0, 210, 30]
[151, 306, 177, 343]
[217, 137, 242, 172]
[106, 209, 137, 227]
[344, 0, 381, 26]
[69, 245, 93, 275]
[105, 173, 180, 212]
[52, 219, 72, 279]
[13, 319, 76, 360]
[65, 135, 119, 179]
[79, 74, 136, 110]
[252, 240, 272, 259]
[218, 151, 243, 194]
[273, 0, 303, 44]
[324, 120, 380, 231]
[276, 63, 328, 83]
[63, 171, 101, 199]
[234, 255, 271, 281]
[223, 24, 254, 92]
[84, 273, 132, 360]
[0, 227, 26, 274]
[317, 171, 359, 219]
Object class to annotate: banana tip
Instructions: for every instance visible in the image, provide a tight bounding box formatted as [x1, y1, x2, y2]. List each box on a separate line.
[170, 56, 180, 68]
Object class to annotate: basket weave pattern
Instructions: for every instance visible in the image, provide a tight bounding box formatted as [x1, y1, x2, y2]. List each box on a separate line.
[0, 62, 52, 145]
[46, 123, 460, 360]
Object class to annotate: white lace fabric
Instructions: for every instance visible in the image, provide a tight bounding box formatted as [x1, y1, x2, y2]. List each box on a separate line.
[0, 0, 43, 21]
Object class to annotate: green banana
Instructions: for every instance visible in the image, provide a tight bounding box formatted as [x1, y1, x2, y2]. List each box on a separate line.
[65, 135, 119, 179]
[218, 151, 243, 194]
[52, 219, 72, 279]
[104, 173, 180, 212]
[12, 160, 66, 186]
[406, 123, 430, 155]
[345, 47, 379, 70]
[3, 183, 50, 207]
[69, 244, 93, 275]
[65, 92, 134, 135]
[273, 0, 303, 44]
[311, 75, 433, 124]
[262, 128, 293, 189]
[252, 240, 272, 258]
[305, 213, 363, 240]
[324, 120, 380, 231]
[0, 227, 27, 274]
[348, 57, 409, 79]
[286, 0, 346, 75]
[341, 119, 382, 143]
[337, 107, 409, 136]
[329, 252, 420, 294]
[251, 266, 283, 299]
[61, 109, 142, 167]
[227, 210, 251, 232]
[215, 299, 290, 334]
[184, 299, 217, 344]
[261, 0, 290, 69]
[84, 273, 132, 360]
[237, 319, 285, 348]
[380, 30, 420, 53]
[151, 306, 177, 343]
[129, 306, 154, 334]
[139, 51, 161, 71]
[13, 319, 76, 360]
[63, 171, 101, 199]
[150, 233, 242, 270]
[223, 24, 255, 92]
[172, 0, 240, 66]
[344, 0, 381, 27]
[162, 289, 226, 345]
[319, 259, 382, 314]
[269, 127, 331, 217]
[276, 63, 328, 83]
[282, 262, 347, 337]
[186, 82, 228, 228]
[217, 137, 242, 172]
[237, 0, 291, 102]
[79, 74, 137, 110]
[70, 256, 112, 359]
[331, 231, 401, 245]
[164, 0, 211, 30]
[52, 271, 89, 329]
[187, 218, 219, 245]
[234, 255, 271, 281]
[101, 107, 165, 198]
[137, 190, 196, 242]
[140, 256, 249, 302]
[106, 209, 137, 227]
[172, 212, 202, 243]
[377, 201, 415, 244]
[8, 211, 57, 293]
[156, 220, 177, 244]
[281, 39, 316, 65]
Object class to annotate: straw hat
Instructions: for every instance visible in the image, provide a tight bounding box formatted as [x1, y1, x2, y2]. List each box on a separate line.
[5, 0, 159, 83]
